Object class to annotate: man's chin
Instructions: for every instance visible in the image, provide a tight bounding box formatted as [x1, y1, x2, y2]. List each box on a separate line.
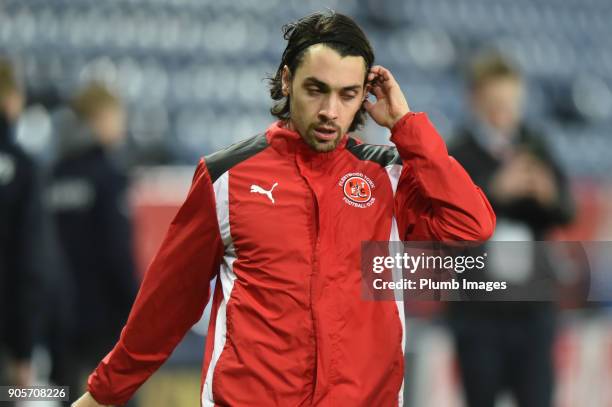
[305, 131, 342, 152]
[309, 138, 339, 153]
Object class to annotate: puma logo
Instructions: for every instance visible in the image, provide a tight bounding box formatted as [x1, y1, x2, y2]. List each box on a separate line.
[250, 182, 278, 204]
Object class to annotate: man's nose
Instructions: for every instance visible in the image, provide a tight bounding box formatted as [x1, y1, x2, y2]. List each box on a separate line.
[318, 94, 339, 122]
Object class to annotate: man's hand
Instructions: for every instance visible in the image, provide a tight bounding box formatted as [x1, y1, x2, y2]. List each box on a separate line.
[363, 65, 411, 129]
[490, 152, 533, 203]
[490, 151, 558, 206]
[526, 158, 558, 207]
[71, 391, 107, 407]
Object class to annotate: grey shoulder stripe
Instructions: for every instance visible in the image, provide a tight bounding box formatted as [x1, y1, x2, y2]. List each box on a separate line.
[205, 134, 269, 183]
[346, 137, 402, 167]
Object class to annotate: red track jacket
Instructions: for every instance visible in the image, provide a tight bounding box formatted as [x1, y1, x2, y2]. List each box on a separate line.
[88, 112, 495, 406]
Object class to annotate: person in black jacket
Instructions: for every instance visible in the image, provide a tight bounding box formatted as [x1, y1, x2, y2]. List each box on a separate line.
[447, 53, 574, 407]
[48, 82, 138, 400]
[0, 59, 42, 387]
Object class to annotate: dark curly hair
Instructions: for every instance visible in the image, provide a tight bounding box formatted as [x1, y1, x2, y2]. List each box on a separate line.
[267, 11, 375, 132]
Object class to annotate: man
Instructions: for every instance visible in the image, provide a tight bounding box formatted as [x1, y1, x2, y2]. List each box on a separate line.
[48, 83, 138, 401]
[0, 59, 40, 388]
[447, 53, 574, 407]
[74, 12, 495, 406]
[450, 53, 573, 229]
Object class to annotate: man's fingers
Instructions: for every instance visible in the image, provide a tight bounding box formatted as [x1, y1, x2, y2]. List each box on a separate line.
[369, 67, 400, 97]
[369, 65, 393, 82]
[370, 83, 385, 100]
[369, 65, 387, 77]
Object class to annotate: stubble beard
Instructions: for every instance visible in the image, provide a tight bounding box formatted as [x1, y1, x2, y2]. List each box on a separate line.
[305, 124, 343, 153]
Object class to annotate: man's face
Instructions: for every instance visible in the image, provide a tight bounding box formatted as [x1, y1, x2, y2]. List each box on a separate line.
[472, 77, 524, 136]
[90, 105, 126, 147]
[282, 44, 367, 152]
[0, 89, 24, 123]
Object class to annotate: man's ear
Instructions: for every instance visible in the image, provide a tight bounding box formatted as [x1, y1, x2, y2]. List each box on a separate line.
[281, 65, 291, 97]
[361, 83, 372, 109]
[363, 83, 371, 101]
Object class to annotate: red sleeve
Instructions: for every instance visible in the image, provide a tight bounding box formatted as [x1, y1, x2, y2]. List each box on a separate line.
[87, 159, 224, 405]
[392, 112, 496, 241]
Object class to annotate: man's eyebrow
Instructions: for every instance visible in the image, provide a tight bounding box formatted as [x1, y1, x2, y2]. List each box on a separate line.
[303, 77, 329, 90]
[341, 85, 362, 93]
[303, 77, 361, 92]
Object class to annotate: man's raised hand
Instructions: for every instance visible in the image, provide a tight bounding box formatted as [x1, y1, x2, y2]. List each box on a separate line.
[363, 65, 411, 129]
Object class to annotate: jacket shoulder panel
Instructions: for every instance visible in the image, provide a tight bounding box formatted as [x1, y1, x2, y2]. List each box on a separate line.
[205, 134, 269, 183]
[345, 138, 401, 167]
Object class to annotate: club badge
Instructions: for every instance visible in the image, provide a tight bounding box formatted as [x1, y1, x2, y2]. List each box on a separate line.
[339, 172, 376, 208]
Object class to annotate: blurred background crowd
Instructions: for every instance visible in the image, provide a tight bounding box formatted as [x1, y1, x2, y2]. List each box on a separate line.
[1, 0, 611, 406]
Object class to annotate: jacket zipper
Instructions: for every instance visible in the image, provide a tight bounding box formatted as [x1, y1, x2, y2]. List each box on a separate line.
[296, 156, 321, 405]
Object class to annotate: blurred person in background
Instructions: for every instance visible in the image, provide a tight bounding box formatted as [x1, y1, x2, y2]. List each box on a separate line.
[447, 53, 575, 407]
[0, 58, 43, 388]
[47, 82, 138, 402]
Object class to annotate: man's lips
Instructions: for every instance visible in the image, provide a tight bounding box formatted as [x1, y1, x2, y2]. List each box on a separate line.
[313, 126, 337, 141]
